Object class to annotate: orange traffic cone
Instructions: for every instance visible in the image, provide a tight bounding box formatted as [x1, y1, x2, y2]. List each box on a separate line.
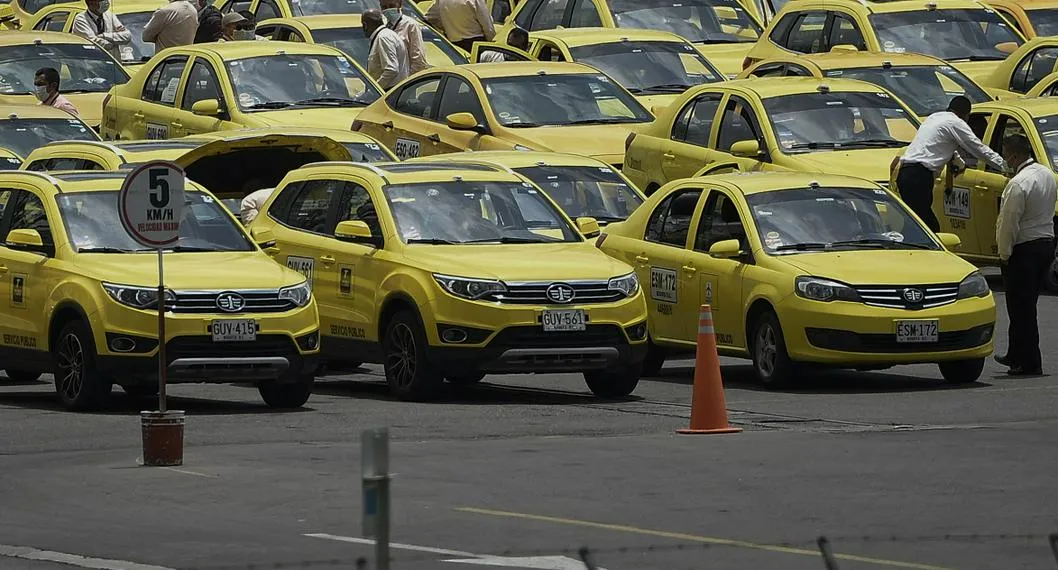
[677, 305, 741, 435]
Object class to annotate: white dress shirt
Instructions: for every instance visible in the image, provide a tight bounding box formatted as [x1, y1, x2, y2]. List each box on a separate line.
[996, 159, 1057, 261]
[425, 0, 495, 43]
[900, 111, 1006, 173]
[142, 0, 198, 50]
[72, 10, 132, 62]
[368, 26, 410, 90]
[241, 188, 275, 224]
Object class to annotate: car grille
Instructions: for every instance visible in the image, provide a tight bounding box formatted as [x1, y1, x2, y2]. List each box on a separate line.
[491, 325, 627, 348]
[486, 281, 624, 305]
[805, 324, 992, 353]
[167, 335, 297, 358]
[169, 289, 297, 314]
[852, 283, 960, 310]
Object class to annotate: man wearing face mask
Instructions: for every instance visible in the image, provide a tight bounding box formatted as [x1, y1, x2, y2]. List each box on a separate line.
[381, 0, 428, 75]
[193, 0, 222, 43]
[33, 68, 78, 117]
[363, 9, 409, 90]
[72, 0, 132, 62]
[219, 11, 246, 40]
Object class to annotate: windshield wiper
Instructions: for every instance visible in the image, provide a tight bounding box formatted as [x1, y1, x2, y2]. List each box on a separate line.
[787, 142, 840, 150]
[842, 138, 907, 148]
[406, 238, 459, 244]
[504, 121, 545, 128]
[948, 55, 1004, 62]
[168, 246, 222, 252]
[77, 246, 144, 253]
[293, 96, 368, 107]
[564, 117, 642, 125]
[634, 83, 693, 93]
[774, 242, 829, 251]
[830, 238, 932, 250]
[463, 236, 553, 244]
[246, 101, 294, 109]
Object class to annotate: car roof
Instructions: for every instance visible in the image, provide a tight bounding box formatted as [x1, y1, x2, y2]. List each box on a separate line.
[296, 161, 527, 184]
[782, 0, 992, 14]
[458, 61, 602, 79]
[784, 51, 948, 69]
[0, 170, 206, 193]
[165, 39, 344, 59]
[0, 30, 95, 46]
[0, 104, 90, 120]
[410, 151, 615, 169]
[694, 171, 883, 195]
[721, 76, 892, 98]
[529, 27, 692, 48]
[975, 97, 1058, 117]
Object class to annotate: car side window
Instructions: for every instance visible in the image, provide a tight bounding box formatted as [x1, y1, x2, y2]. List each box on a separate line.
[645, 189, 702, 247]
[784, 64, 812, 76]
[671, 94, 721, 147]
[6, 192, 52, 246]
[537, 42, 566, 62]
[1010, 47, 1058, 94]
[569, 0, 601, 27]
[255, 0, 280, 21]
[988, 115, 1038, 174]
[280, 179, 341, 235]
[143, 56, 188, 105]
[768, 13, 796, 44]
[336, 182, 382, 242]
[181, 59, 223, 111]
[513, 0, 543, 29]
[694, 190, 747, 252]
[784, 11, 827, 53]
[749, 63, 785, 77]
[0, 190, 11, 229]
[716, 96, 762, 153]
[1048, 81, 1058, 97]
[390, 75, 443, 119]
[826, 13, 865, 51]
[435, 76, 486, 126]
[961, 111, 991, 168]
[530, 0, 567, 30]
[221, 0, 251, 12]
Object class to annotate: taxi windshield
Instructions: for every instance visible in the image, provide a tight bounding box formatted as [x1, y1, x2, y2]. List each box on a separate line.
[384, 181, 581, 244]
[609, 0, 761, 43]
[747, 186, 938, 253]
[1033, 114, 1058, 171]
[344, 141, 392, 162]
[114, 11, 155, 64]
[763, 91, 917, 153]
[0, 117, 96, 157]
[869, 9, 1023, 62]
[513, 165, 642, 222]
[225, 53, 381, 111]
[0, 42, 128, 95]
[292, 0, 377, 15]
[1028, 9, 1058, 37]
[312, 23, 464, 68]
[823, 65, 989, 117]
[568, 41, 724, 94]
[0, 156, 21, 170]
[483, 73, 653, 127]
[56, 191, 254, 253]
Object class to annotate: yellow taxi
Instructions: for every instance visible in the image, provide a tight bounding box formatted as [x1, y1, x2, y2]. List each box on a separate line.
[249, 161, 649, 399]
[502, 0, 765, 76]
[101, 42, 382, 141]
[27, 0, 166, 71]
[597, 171, 995, 384]
[0, 148, 23, 170]
[985, 0, 1058, 39]
[217, 0, 425, 22]
[622, 77, 919, 195]
[353, 62, 654, 167]
[0, 0, 78, 28]
[0, 104, 101, 159]
[408, 151, 645, 225]
[743, 0, 1024, 84]
[255, 14, 468, 70]
[0, 31, 131, 129]
[739, 52, 996, 120]
[0, 170, 320, 410]
[977, 37, 1058, 98]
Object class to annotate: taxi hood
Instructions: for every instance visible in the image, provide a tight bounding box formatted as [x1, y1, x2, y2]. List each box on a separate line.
[775, 249, 978, 285]
[402, 243, 635, 282]
[785, 148, 902, 184]
[247, 107, 365, 129]
[692, 42, 753, 78]
[77, 251, 305, 290]
[950, 60, 1004, 85]
[508, 123, 644, 166]
[175, 133, 352, 169]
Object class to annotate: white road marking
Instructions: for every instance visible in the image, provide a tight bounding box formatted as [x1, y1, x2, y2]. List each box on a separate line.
[0, 544, 175, 570]
[304, 533, 476, 557]
[446, 555, 607, 569]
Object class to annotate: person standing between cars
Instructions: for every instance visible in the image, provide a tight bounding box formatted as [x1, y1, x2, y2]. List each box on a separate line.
[142, 0, 198, 50]
[33, 68, 78, 117]
[235, 10, 267, 40]
[193, 0, 222, 43]
[382, 0, 428, 75]
[241, 187, 275, 224]
[479, 26, 528, 62]
[425, 0, 494, 53]
[219, 11, 246, 40]
[896, 96, 1006, 232]
[994, 134, 1057, 376]
[363, 9, 409, 90]
[71, 0, 132, 62]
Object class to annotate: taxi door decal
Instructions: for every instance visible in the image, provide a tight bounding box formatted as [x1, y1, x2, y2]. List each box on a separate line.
[10, 273, 26, 308]
[704, 278, 716, 309]
[338, 265, 353, 298]
[285, 256, 315, 290]
[649, 266, 677, 303]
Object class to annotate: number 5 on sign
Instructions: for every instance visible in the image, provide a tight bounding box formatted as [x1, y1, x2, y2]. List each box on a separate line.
[119, 161, 185, 248]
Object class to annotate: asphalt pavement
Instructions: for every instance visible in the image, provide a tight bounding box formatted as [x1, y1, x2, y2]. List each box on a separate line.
[2, 282, 1057, 570]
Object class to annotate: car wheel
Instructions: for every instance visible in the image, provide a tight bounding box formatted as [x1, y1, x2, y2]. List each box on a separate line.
[3, 369, 40, 382]
[383, 310, 442, 400]
[751, 311, 795, 389]
[52, 321, 111, 411]
[122, 383, 158, 397]
[938, 358, 985, 384]
[446, 373, 485, 385]
[584, 365, 641, 398]
[641, 338, 666, 377]
[258, 373, 314, 408]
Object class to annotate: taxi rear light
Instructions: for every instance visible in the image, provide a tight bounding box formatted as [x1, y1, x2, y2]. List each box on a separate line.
[102, 94, 111, 109]
[624, 132, 636, 152]
[596, 233, 608, 248]
[351, 119, 363, 131]
[742, 57, 757, 70]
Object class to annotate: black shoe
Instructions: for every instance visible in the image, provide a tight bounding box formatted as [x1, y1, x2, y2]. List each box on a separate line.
[1007, 366, 1044, 376]
[995, 354, 1014, 367]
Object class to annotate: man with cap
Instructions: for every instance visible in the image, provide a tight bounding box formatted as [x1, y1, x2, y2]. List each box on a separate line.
[220, 11, 247, 40]
[72, 0, 132, 62]
[363, 9, 409, 90]
[143, 0, 198, 50]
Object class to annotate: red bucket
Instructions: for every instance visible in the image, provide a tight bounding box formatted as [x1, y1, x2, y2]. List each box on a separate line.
[141, 410, 185, 466]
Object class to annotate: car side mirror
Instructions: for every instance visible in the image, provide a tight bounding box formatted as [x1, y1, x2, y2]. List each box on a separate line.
[250, 226, 276, 247]
[446, 112, 487, 134]
[575, 216, 601, 238]
[191, 98, 222, 116]
[829, 44, 859, 53]
[335, 220, 378, 246]
[708, 238, 742, 259]
[995, 41, 1018, 55]
[936, 232, 962, 250]
[730, 139, 761, 158]
[6, 228, 47, 254]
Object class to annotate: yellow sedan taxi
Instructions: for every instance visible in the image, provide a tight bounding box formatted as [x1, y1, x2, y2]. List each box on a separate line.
[985, 0, 1058, 39]
[977, 37, 1058, 98]
[102, 42, 381, 141]
[622, 77, 919, 194]
[0, 31, 131, 129]
[0, 0, 78, 28]
[597, 172, 995, 385]
[739, 52, 995, 121]
[353, 62, 654, 167]
[0, 104, 101, 159]
[27, 0, 166, 71]
[743, 0, 1024, 83]
[217, 0, 425, 21]
[0, 170, 320, 410]
[502, 0, 765, 76]
[255, 14, 467, 70]
[250, 161, 649, 400]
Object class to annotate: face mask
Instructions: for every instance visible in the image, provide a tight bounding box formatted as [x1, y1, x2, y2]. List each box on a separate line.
[383, 8, 400, 24]
[34, 85, 49, 101]
[98, 0, 110, 11]
[234, 29, 255, 40]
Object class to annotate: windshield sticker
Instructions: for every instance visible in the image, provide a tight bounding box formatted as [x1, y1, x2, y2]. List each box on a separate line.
[239, 93, 256, 107]
[1039, 119, 1048, 124]
[815, 197, 834, 202]
[764, 232, 783, 249]
[366, 143, 380, 150]
[883, 231, 904, 242]
[884, 47, 906, 53]
[82, 44, 97, 50]
[874, 189, 886, 195]
[600, 167, 612, 173]
[201, 195, 214, 203]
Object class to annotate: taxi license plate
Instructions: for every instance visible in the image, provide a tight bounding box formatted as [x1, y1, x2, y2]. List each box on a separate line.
[895, 320, 938, 343]
[542, 309, 586, 332]
[212, 319, 256, 342]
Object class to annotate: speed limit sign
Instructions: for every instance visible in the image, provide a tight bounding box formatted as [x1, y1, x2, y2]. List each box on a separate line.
[118, 160, 186, 248]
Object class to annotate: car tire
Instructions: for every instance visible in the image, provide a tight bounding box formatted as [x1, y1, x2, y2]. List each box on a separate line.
[446, 373, 485, 385]
[52, 321, 111, 411]
[122, 383, 158, 397]
[3, 369, 40, 383]
[584, 365, 641, 398]
[938, 358, 985, 384]
[641, 339, 666, 377]
[258, 373, 314, 408]
[751, 311, 796, 389]
[383, 310, 442, 400]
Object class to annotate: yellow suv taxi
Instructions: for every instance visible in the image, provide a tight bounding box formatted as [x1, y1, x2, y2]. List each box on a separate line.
[743, 0, 1024, 83]
[985, 0, 1058, 39]
[0, 170, 320, 410]
[249, 161, 649, 400]
[598, 172, 995, 385]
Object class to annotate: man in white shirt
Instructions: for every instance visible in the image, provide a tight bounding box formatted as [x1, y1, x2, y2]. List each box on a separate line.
[897, 96, 1006, 231]
[425, 0, 495, 52]
[241, 187, 275, 224]
[72, 0, 132, 62]
[363, 9, 409, 90]
[142, 0, 198, 51]
[994, 134, 1057, 376]
[479, 26, 529, 62]
[382, 0, 428, 74]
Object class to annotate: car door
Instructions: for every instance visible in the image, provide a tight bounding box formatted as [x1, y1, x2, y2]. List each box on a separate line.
[778, 10, 828, 54]
[430, 75, 491, 154]
[0, 188, 54, 350]
[327, 179, 385, 346]
[979, 114, 1040, 258]
[712, 94, 770, 171]
[661, 92, 723, 183]
[533, 39, 569, 62]
[937, 110, 995, 258]
[824, 11, 867, 51]
[688, 188, 749, 350]
[378, 74, 444, 159]
[173, 56, 233, 137]
[568, 0, 602, 27]
[135, 55, 190, 140]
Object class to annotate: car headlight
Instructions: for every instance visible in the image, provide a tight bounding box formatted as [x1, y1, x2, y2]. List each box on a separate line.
[102, 282, 175, 310]
[433, 273, 506, 300]
[279, 280, 312, 307]
[794, 276, 860, 302]
[957, 271, 990, 299]
[608, 273, 639, 297]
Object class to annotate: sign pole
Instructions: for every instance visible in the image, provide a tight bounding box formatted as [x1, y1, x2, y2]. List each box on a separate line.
[362, 428, 391, 570]
[157, 246, 167, 414]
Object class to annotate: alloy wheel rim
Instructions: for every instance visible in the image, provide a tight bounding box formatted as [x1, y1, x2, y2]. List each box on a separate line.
[756, 324, 776, 377]
[57, 333, 84, 401]
[385, 323, 416, 389]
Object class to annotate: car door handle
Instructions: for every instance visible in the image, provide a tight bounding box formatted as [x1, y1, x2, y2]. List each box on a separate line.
[382, 120, 393, 130]
[663, 152, 676, 160]
[634, 255, 649, 264]
[0, 264, 7, 274]
[171, 121, 182, 128]
[427, 134, 441, 143]
[682, 265, 697, 274]
[319, 255, 335, 265]
[973, 185, 990, 190]
[133, 112, 144, 119]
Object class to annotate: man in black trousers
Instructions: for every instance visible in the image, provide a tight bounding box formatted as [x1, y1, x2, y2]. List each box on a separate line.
[995, 134, 1057, 376]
